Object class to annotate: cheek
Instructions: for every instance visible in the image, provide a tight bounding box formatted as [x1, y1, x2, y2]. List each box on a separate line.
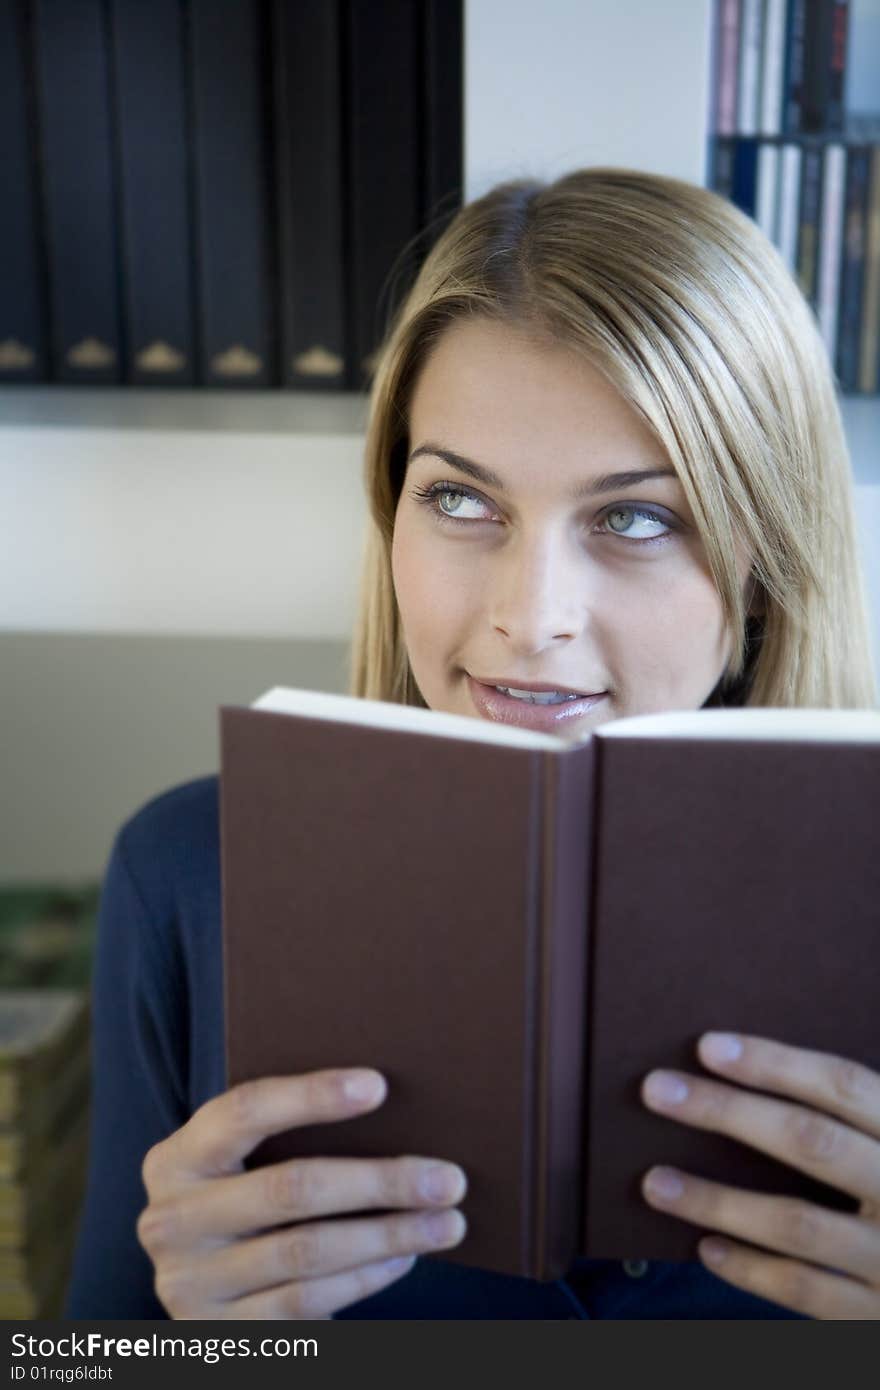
[391, 513, 465, 646]
[601, 563, 730, 676]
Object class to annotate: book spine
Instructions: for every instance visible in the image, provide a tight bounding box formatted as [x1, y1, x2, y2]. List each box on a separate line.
[343, 0, 422, 390]
[533, 744, 594, 1281]
[781, 0, 808, 136]
[827, 0, 849, 133]
[715, 0, 742, 136]
[189, 0, 276, 387]
[736, 0, 764, 136]
[857, 146, 880, 394]
[756, 141, 781, 241]
[0, 0, 48, 382]
[273, 0, 346, 391]
[777, 142, 803, 271]
[420, 0, 463, 251]
[710, 135, 736, 198]
[32, 0, 122, 383]
[816, 142, 847, 368]
[801, 0, 832, 134]
[759, 0, 787, 136]
[110, 0, 194, 386]
[796, 142, 824, 306]
[730, 136, 759, 216]
[801, 0, 848, 134]
[836, 146, 870, 393]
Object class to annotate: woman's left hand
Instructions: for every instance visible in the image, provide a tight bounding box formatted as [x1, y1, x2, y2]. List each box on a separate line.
[639, 1033, 880, 1319]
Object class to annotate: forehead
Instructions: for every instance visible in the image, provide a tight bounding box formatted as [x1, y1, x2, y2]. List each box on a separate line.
[408, 318, 668, 473]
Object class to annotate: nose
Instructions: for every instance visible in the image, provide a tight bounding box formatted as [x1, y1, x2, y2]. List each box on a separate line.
[487, 531, 586, 653]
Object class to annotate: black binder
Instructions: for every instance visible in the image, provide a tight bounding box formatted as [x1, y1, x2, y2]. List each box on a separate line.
[344, 0, 422, 391]
[273, 0, 346, 392]
[421, 0, 463, 253]
[111, 0, 194, 386]
[0, 0, 48, 383]
[189, 0, 275, 388]
[33, 0, 122, 383]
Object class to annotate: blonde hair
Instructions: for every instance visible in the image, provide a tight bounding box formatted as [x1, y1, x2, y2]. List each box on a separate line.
[350, 167, 876, 710]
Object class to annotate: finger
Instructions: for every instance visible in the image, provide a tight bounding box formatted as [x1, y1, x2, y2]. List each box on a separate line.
[201, 1207, 467, 1300]
[696, 1237, 880, 1321]
[642, 1166, 880, 1284]
[142, 1154, 468, 1248]
[695, 1034, 880, 1142]
[225, 1254, 419, 1320]
[144, 1070, 387, 1196]
[641, 1069, 880, 1206]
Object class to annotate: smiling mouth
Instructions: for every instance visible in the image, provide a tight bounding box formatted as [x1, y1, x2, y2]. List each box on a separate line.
[470, 676, 605, 706]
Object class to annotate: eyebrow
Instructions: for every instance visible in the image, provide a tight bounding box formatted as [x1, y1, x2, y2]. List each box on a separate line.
[406, 443, 679, 499]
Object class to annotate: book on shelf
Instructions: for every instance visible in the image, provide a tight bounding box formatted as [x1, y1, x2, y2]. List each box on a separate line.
[272, 0, 346, 392]
[816, 141, 847, 367]
[344, 0, 423, 390]
[712, 0, 740, 137]
[189, 0, 275, 388]
[32, 0, 122, 383]
[0, 0, 48, 383]
[736, 0, 763, 137]
[802, 0, 849, 135]
[860, 146, 880, 394]
[420, 0, 464, 256]
[759, 0, 787, 137]
[837, 144, 872, 392]
[220, 687, 880, 1281]
[796, 141, 824, 305]
[111, 0, 194, 386]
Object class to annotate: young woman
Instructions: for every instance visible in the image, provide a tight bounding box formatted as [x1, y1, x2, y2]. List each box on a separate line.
[65, 168, 879, 1321]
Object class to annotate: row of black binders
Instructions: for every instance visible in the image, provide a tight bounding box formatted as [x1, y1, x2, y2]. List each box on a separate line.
[0, 0, 462, 391]
[708, 0, 879, 396]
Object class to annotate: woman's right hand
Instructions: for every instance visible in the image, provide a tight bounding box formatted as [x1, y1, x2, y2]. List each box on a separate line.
[137, 1068, 467, 1319]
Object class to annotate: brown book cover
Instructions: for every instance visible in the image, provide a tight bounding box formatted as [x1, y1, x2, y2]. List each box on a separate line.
[221, 691, 880, 1279]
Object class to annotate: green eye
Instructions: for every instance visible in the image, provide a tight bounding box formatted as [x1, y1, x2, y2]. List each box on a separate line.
[603, 506, 671, 541]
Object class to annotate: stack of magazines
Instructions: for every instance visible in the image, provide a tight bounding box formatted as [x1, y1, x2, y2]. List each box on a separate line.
[0, 991, 91, 1318]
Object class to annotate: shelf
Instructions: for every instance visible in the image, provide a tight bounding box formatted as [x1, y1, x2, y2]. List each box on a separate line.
[0, 385, 370, 436]
[0, 383, 876, 484]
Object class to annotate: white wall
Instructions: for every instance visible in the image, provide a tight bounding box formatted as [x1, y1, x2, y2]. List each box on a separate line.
[464, 0, 714, 197]
[0, 425, 365, 638]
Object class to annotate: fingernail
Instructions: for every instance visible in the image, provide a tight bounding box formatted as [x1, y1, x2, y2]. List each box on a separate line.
[644, 1166, 685, 1203]
[342, 1071, 384, 1104]
[644, 1071, 689, 1107]
[422, 1209, 466, 1246]
[701, 1033, 743, 1065]
[382, 1255, 415, 1275]
[419, 1164, 466, 1203]
[700, 1237, 729, 1266]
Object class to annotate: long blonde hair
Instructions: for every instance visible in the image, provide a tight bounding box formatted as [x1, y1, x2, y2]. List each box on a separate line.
[350, 167, 876, 709]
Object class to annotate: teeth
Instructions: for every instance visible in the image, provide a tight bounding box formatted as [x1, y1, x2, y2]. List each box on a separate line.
[495, 686, 583, 705]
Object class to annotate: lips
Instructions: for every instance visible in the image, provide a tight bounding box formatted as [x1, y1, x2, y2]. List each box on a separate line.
[466, 675, 608, 732]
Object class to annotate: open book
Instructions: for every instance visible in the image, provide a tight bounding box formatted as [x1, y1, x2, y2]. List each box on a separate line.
[220, 688, 879, 1280]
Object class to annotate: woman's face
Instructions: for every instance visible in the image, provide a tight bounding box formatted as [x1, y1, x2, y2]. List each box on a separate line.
[391, 318, 754, 735]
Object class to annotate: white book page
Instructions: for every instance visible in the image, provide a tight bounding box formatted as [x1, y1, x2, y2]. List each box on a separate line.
[596, 708, 880, 743]
[251, 688, 880, 749]
[250, 685, 562, 751]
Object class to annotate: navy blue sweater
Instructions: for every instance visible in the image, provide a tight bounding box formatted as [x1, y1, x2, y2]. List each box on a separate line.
[64, 776, 801, 1319]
